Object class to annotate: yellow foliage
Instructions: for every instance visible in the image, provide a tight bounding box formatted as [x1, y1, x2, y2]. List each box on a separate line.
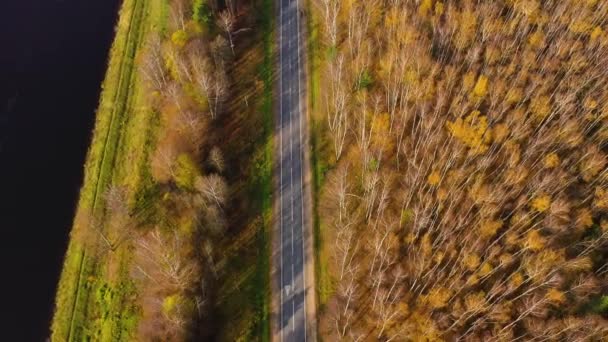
[164, 52, 180, 81]
[463, 71, 476, 90]
[472, 75, 489, 98]
[455, 10, 477, 50]
[524, 230, 545, 251]
[528, 30, 545, 48]
[601, 219, 608, 233]
[530, 95, 552, 121]
[565, 256, 593, 272]
[506, 87, 523, 104]
[434, 251, 445, 264]
[384, 7, 401, 32]
[447, 111, 492, 154]
[594, 187, 608, 209]
[479, 262, 493, 277]
[428, 170, 441, 186]
[569, 19, 593, 34]
[505, 166, 528, 185]
[584, 97, 599, 110]
[499, 253, 513, 265]
[467, 274, 479, 286]
[468, 177, 490, 203]
[463, 253, 481, 271]
[424, 287, 452, 310]
[509, 235, 525, 252]
[569, 54, 589, 73]
[591, 26, 604, 40]
[542, 249, 565, 265]
[526, 257, 557, 280]
[511, 211, 532, 229]
[405, 311, 443, 341]
[576, 208, 594, 231]
[543, 153, 560, 168]
[485, 46, 501, 65]
[479, 219, 503, 239]
[421, 78, 436, 101]
[421, 233, 433, 256]
[546, 288, 566, 304]
[419, 0, 433, 16]
[371, 113, 392, 151]
[510, 272, 524, 288]
[464, 292, 486, 312]
[514, 0, 540, 17]
[435, 1, 444, 16]
[171, 29, 189, 48]
[531, 195, 551, 212]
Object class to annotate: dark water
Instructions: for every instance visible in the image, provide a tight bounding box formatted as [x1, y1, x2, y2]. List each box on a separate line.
[0, 1, 120, 340]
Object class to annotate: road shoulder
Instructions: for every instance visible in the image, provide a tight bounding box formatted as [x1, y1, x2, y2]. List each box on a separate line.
[270, 0, 281, 340]
[300, 3, 318, 341]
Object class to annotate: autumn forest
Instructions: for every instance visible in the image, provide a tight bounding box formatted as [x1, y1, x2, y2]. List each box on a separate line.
[36, 0, 608, 340]
[313, 0, 608, 340]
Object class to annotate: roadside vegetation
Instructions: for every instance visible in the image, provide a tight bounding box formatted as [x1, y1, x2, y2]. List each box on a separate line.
[310, 0, 608, 340]
[51, 0, 271, 340]
[52, 0, 163, 339]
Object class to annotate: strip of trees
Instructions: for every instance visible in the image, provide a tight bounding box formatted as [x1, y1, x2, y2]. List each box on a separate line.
[74, 0, 242, 339]
[315, 0, 608, 340]
[133, 0, 235, 339]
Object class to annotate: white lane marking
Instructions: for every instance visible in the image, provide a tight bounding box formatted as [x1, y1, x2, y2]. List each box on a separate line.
[280, 0, 310, 340]
[279, 0, 284, 340]
[288, 5, 296, 328]
[292, 296, 296, 333]
[292, 261, 295, 333]
[295, 0, 307, 339]
[289, 163, 295, 222]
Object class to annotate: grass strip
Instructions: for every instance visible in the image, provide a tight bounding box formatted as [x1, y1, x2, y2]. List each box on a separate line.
[254, 0, 275, 340]
[51, 0, 153, 340]
[305, 0, 332, 312]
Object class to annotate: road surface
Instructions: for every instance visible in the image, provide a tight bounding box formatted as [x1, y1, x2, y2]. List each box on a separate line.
[277, 0, 310, 340]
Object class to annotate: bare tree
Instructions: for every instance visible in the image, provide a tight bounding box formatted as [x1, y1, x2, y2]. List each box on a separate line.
[319, 0, 340, 47]
[166, 82, 185, 114]
[218, 11, 236, 56]
[140, 35, 168, 92]
[151, 142, 179, 183]
[212, 68, 229, 119]
[134, 228, 198, 290]
[225, 0, 238, 16]
[169, 0, 189, 31]
[207, 146, 225, 173]
[195, 174, 228, 207]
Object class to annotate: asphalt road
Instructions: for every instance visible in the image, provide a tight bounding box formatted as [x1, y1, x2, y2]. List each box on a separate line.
[278, 0, 308, 340]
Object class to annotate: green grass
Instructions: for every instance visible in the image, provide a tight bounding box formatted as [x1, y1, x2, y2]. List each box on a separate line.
[255, 0, 274, 339]
[213, 1, 274, 340]
[52, 0, 147, 339]
[242, 1, 275, 339]
[50, 0, 166, 340]
[305, 0, 333, 311]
